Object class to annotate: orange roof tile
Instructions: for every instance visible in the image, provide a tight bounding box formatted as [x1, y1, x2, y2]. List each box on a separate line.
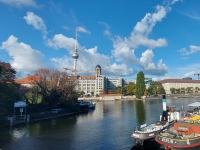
[15, 74, 40, 84]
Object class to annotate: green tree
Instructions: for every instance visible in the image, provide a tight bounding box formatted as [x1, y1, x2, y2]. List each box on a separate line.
[80, 91, 85, 96]
[0, 61, 21, 121]
[91, 91, 94, 96]
[170, 88, 176, 94]
[115, 86, 122, 94]
[126, 82, 135, 95]
[135, 71, 145, 99]
[148, 81, 165, 95]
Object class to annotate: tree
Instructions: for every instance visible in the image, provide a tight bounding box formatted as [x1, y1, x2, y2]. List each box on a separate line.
[0, 61, 21, 120]
[0, 61, 16, 83]
[115, 86, 122, 94]
[148, 81, 165, 95]
[31, 68, 78, 108]
[135, 71, 145, 99]
[80, 91, 85, 96]
[144, 89, 148, 96]
[170, 88, 176, 94]
[126, 82, 135, 95]
[91, 91, 94, 96]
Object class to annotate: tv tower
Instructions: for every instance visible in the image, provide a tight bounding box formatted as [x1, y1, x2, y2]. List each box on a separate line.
[72, 30, 79, 76]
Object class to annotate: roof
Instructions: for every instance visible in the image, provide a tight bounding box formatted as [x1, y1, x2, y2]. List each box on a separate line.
[159, 79, 200, 84]
[15, 74, 40, 84]
[78, 76, 96, 80]
[95, 64, 101, 69]
[187, 102, 200, 107]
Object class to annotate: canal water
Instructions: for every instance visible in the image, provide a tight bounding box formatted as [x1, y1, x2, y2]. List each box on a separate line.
[0, 97, 200, 150]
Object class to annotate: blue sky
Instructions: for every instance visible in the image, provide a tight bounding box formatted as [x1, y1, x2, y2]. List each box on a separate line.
[0, 0, 200, 80]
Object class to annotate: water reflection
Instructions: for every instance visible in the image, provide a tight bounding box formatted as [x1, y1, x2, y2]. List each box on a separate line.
[135, 100, 146, 125]
[1, 97, 200, 150]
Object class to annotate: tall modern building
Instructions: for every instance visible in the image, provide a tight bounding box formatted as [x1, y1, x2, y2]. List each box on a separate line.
[72, 30, 79, 76]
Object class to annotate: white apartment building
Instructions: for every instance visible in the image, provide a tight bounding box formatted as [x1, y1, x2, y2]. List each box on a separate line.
[159, 79, 200, 94]
[77, 65, 126, 95]
[77, 65, 106, 96]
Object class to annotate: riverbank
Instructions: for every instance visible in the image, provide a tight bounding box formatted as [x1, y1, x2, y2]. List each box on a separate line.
[79, 93, 200, 101]
[1, 110, 82, 128]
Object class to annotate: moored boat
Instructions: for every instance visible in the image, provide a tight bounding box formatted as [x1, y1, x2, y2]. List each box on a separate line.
[87, 101, 96, 109]
[78, 100, 89, 113]
[155, 102, 200, 150]
[131, 95, 180, 145]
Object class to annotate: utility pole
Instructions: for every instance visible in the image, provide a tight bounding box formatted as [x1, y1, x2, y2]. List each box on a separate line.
[194, 73, 200, 80]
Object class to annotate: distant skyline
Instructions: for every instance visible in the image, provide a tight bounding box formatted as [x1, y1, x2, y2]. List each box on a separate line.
[0, 0, 200, 80]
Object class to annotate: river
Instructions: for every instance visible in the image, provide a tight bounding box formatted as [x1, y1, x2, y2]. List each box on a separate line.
[0, 97, 200, 150]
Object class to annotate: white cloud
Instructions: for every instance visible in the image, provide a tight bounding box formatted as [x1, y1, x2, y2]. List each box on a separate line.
[23, 12, 47, 38]
[183, 71, 196, 78]
[98, 22, 111, 37]
[139, 49, 168, 75]
[0, 35, 45, 74]
[46, 34, 75, 52]
[76, 27, 90, 34]
[0, 0, 36, 7]
[47, 34, 135, 76]
[165, 63, 200, 79]
[111, 5, 170, 76]
[134, 5, 168, 36]
[63, 26, 69, 30]
[178, 45, 200, 55]
[171, 0, 182, 4]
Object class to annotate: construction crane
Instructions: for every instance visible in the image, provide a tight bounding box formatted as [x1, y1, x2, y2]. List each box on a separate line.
[194, 73, 200, 80]
[63, 67, 91, 75]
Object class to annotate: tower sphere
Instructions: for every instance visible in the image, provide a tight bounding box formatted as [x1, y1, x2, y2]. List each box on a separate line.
[72, 53, 79, 59]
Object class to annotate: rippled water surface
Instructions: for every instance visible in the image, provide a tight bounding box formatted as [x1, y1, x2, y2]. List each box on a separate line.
[0, 97, 200, 150]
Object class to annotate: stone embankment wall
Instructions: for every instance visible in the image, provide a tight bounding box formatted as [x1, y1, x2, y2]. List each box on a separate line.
[78, 95, 137, 101]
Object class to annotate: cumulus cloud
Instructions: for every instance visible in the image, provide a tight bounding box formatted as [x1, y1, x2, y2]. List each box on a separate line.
[139, 49, 168, 75]
[47, 3, 174, 77]
[178, 45, 200, 55]
[111, 4, 170, 76]
[0, 35, 45, 73]
[183, 71, 196, 78]
[24, 12, 47, 39]
[76, 27, 90, 34]
[46, 34, 75, 51]
[47, 34, 135, 76]
[0, 0, 36, 7]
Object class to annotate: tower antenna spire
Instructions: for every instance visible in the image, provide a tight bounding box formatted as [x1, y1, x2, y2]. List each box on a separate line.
[72, 29, 79, 76]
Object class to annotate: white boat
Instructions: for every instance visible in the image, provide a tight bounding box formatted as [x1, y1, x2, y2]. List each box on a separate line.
[131, 95, 180, 145]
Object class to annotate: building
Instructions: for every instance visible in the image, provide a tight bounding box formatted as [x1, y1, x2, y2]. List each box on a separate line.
[77, 65, 106, 96]
[106, 77, 123, 93]
[15, 74, 40, 89]
[159, 79, 200, 94]
[129, 77, 152, 89]
[77, 64, 126, 96]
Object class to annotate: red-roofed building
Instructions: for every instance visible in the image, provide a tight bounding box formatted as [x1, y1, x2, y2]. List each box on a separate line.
[15, 74, 40, 88]
[77, 65, 125, 96]
[159, 79, 200, 94]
